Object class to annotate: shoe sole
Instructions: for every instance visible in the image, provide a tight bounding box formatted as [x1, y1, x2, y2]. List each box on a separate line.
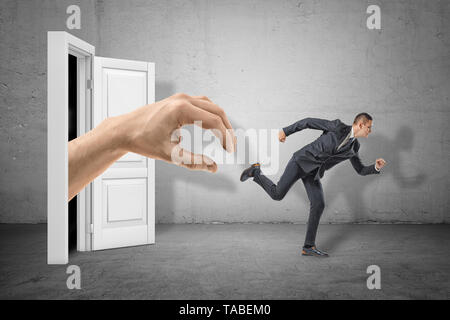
[302, 252, 329, 257]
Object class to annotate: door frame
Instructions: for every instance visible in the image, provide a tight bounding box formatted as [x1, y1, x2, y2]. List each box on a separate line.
[47, 31, 94, 264]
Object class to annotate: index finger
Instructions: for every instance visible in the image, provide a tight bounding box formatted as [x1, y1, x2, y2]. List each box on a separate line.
[189, 96, 235, 133]
[177, 101, 235, 153]
[189, 96, 236, 152]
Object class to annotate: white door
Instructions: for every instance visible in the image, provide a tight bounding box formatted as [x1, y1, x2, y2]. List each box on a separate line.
[92, 57, 155, 250]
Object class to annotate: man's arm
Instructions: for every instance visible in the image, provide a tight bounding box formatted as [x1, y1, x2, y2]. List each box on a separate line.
[69, 117, 128, 201]
[350, 154, 384, 176]
[282, 118, 341, 137]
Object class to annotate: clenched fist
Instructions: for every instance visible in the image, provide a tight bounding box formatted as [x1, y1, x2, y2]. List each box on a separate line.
[375, 158, 387, 170]
[279, 129, 286, 143]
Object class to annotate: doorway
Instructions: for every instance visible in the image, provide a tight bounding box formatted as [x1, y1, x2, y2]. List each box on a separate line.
[67, 49, 93, 254]
[68, 54, 77, 252]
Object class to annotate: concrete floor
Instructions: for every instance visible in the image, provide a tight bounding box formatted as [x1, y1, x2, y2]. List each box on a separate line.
[0, 224, 449, 299]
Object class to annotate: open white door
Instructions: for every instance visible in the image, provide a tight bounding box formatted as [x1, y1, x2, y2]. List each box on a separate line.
[92, 57, 155, 250]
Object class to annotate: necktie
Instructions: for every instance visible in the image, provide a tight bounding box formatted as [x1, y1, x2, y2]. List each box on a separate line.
[337, 133, 352, 150]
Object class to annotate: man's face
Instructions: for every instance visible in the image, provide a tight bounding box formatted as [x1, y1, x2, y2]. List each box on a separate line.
[359, 120, 372, 138]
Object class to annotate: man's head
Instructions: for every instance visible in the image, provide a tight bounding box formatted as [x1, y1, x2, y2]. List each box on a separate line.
[352, 112, 373, 138]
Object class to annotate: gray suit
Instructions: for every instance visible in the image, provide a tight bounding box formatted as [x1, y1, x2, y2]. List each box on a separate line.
[253, 118, 380, 247]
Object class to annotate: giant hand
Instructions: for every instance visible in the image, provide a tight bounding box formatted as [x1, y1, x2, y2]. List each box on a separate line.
[68, 93, 236, 201]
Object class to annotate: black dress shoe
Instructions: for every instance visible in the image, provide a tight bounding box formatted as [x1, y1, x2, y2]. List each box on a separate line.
[301, 246, 329, 257]
[240, 163, 261, 182]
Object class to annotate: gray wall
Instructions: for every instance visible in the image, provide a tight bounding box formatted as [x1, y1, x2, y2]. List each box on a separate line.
[1, 0, 449, 224]
[0, 0, 98, 223]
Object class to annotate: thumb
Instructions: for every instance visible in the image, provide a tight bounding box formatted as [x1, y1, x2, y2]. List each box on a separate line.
[170, 145, 217, 173]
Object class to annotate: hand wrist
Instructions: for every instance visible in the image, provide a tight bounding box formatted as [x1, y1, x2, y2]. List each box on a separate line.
[102, 115, 131, 155]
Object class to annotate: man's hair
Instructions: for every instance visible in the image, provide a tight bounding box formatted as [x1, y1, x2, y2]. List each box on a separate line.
[353, 112, 373, 124]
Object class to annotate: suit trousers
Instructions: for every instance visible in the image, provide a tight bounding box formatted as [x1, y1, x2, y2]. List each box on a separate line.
[253, 157, 325, 247]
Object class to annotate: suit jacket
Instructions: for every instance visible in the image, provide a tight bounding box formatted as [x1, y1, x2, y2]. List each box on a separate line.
[283, 117, 380, 181]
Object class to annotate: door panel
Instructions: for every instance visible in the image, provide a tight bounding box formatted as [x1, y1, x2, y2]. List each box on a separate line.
[101, 62, 147, 162]
[103, 178, 147, 223]
[103, 69, 147, 116]
[92, 57, 155, 250]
